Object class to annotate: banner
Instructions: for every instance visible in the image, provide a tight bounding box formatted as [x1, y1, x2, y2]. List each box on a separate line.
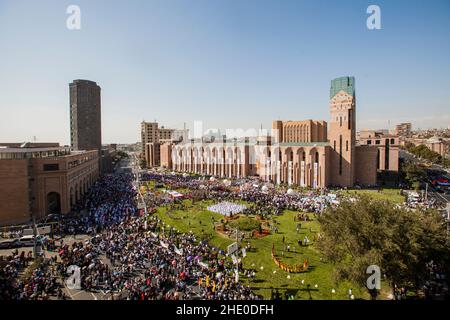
[313, 162, 318, 189]
[227, 242, 238, 255]
[288, 161, 293, 186]
[300, 161, 305, 187]
[174, 246, 183, 256]
[276, 160, 281, 185]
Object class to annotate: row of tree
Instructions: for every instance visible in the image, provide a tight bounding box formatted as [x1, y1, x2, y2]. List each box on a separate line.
[405, 142, 449, 167]
[317, 195, 449, 300]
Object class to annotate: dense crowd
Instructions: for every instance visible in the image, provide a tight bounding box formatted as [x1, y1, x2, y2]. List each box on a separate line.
[0, 251, 59, 300]
[141, 172, 334, 217]
[1, 171, 261, 300]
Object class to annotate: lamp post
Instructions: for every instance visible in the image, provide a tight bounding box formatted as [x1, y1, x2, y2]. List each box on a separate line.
[306, 284, 312, 300]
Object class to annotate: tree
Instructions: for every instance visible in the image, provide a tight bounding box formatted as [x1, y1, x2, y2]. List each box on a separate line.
[139, 158, 147, 169]
[408, 144, 442, 164]
[116, 151, 129, 158]
[317, 195, 449, 299]
[402, 162, 426, 189]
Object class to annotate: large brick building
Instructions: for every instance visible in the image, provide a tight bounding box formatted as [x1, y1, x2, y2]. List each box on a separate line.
[160, 77, 393, 188]
[0, 143, 99, 226]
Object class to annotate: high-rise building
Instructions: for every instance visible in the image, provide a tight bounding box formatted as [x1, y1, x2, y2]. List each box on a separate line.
[141, 121, 179, 167]
[395, 123, 412, 137]
[141, 121, 159, 167]
[141, 121, 159, 147]
[69, 80, 102, 153]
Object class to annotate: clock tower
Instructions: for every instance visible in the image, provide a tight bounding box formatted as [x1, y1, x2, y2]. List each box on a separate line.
[329, 77, 356, 187]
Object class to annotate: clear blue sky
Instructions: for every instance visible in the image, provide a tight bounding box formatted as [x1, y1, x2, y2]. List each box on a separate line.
[1, 0, 449, 144]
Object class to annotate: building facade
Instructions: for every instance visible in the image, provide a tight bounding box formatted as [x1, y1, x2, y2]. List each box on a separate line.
[160, 77, 382, 188]
[0, 143, 99, 226]
[272, 120, 327, 143]
[357, 130, 400, 172]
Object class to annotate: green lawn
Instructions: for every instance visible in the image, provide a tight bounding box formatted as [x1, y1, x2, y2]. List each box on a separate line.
[340, 188, 405, 204]
[239, 210, 371, 300]
[155, 199, 234, 250]
[153, 199, 373, 300]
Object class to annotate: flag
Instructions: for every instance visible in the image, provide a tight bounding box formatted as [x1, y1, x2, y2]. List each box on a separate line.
[174, 246, 183, 256]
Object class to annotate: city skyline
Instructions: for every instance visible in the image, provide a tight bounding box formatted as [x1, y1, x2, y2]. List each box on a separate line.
[1, 0, 450, 144]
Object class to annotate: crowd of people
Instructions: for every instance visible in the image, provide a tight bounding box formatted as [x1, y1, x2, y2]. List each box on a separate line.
[141, 172, 335, 218]
[0, 251, 59, 300]
[1, 171, 262, 300]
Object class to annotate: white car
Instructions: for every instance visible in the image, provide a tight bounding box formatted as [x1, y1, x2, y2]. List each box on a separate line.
[17, 235, 48, 247]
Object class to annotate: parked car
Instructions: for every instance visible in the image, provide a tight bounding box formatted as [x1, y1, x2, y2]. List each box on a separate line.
[0, 239, 21, 249]
[44, 213, 62, 223]
[17, 235, 48, 247]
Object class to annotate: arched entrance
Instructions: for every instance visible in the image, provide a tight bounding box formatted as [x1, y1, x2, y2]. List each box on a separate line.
[47, 192, 61, 215]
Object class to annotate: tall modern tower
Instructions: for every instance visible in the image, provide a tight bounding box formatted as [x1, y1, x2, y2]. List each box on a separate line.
[329, 76, 356, 187]
[69, 80, 102, 153]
